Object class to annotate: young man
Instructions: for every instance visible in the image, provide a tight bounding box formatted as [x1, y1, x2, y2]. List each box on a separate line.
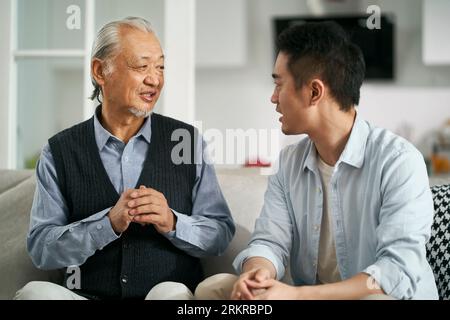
[231, 21, 438, 300]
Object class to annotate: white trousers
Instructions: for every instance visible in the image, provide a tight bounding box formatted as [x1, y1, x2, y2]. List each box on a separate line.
[14, 273, 394, 300]
[14, 273, 238, 300]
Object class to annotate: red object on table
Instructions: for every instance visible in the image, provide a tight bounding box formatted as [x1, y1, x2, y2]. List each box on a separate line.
[244, 158, 271, 167]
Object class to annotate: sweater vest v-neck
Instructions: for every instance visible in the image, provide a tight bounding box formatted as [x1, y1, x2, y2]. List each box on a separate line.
[48, 112, 203, 299]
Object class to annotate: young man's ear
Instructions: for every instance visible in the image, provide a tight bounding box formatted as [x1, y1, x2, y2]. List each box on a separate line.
[91, 58, 107, 87]
[309, 79, 325, 106]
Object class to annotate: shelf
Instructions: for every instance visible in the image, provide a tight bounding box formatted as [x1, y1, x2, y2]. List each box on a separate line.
[14, 50, 86, 59]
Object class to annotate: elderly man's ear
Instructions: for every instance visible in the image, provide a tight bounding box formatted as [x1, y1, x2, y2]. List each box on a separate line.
[92, 58, 108, 86]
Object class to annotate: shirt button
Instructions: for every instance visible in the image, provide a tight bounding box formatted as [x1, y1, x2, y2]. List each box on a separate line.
[69, 227, 74, 233]
[314, 225, 320, 232]
[96, 224, 103, 230]
[121, 276, 128, 284]
[124, 156, 129, 162]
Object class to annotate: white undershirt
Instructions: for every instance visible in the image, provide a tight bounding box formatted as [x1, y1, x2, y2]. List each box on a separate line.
[316, 156, 342, 284]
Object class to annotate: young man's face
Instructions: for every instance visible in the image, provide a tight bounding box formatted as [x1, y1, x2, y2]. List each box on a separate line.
[102, 27, 165, 117]
[271, 52, 313, 135]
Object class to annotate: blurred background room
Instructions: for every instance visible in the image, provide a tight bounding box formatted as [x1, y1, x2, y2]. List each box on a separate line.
[0, 0, 450, 183]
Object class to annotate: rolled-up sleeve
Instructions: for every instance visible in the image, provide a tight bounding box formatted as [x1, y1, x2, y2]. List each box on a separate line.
[362, 149, 434, 299]
[233, 157, 293, 280]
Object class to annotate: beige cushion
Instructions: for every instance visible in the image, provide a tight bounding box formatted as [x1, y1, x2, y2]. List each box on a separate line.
[0, 171, 62, 299]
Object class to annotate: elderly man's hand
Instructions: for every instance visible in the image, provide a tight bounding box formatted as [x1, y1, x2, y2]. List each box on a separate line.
[128, 186, 177, 234]
[108, 189, 136, 234]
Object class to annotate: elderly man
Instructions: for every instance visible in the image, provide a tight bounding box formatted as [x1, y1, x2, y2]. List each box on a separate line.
[15, 17, 235, 300]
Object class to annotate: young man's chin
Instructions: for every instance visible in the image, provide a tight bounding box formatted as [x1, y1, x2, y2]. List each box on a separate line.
[281, 124, 292, 135]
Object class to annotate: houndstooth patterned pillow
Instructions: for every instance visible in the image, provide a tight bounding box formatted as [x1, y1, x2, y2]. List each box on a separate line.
[427, 184, 450, 300]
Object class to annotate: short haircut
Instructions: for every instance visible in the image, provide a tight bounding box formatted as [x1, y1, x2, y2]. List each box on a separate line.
[276, 21, 365, 111]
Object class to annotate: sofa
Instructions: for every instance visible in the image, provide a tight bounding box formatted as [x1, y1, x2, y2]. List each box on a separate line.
[0, 168, 272, 300]
[0, 169, 449, 300]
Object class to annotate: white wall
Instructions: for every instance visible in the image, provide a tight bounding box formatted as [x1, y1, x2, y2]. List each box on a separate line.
[195, 0, 450, 161]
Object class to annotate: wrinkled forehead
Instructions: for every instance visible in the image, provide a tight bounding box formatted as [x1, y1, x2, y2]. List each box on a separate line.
[119, 27, 164, 61]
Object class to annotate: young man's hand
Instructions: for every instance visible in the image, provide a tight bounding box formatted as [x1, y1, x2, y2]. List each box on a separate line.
[231, 267, 272, 300]
[244, 278, 309, 300]
[127, 185, 177, 234]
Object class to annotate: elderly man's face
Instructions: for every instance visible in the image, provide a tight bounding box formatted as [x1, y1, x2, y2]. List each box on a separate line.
[103, 27, 164, 117]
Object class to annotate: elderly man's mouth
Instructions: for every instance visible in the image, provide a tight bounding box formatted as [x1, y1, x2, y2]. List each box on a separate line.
[140, 92, 157, 102]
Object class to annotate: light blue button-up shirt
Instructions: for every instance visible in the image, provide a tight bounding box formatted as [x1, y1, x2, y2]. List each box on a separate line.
[27, 111, 235, 270]
[233, 114, 438, 300]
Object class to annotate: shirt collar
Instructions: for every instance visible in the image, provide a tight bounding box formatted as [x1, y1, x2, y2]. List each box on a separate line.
[303, 111, 370, 172]
[93, 105, 152, 151]
[338, 112, 369, 168]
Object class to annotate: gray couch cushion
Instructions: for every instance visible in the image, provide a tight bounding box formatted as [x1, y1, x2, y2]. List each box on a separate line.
[0, 172, 62, 300]
[0, 170, 34, 195]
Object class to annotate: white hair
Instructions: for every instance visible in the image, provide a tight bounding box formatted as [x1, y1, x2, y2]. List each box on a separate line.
[90, 17, 154, 102]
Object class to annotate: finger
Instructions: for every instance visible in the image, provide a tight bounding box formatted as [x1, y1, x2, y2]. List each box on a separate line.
[128, 195, 162, 208]
[231, 281, 253, 300]
[244, 279, 267, 289]
[239, 282, 255, 300]
[121, 189, 135, 200]
[130, 188, 165, 200]
[254, 269, 271, 282]
[230, 287, 239, 300]
[129, 204, 162, 216]
[133, 213, 161, 225]
[255, 279, 276, 288]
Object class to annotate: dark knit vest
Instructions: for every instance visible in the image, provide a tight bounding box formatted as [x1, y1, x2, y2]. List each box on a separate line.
[48, 112, 203, 299]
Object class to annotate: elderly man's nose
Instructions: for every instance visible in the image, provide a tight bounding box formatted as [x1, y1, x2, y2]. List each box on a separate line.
[144, 73, 160, 86]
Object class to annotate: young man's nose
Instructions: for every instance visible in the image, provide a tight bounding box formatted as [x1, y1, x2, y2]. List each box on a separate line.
[271, 92, 278, 104]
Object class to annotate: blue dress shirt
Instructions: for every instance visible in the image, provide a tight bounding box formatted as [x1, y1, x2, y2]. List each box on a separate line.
[233, 114, 438, 300]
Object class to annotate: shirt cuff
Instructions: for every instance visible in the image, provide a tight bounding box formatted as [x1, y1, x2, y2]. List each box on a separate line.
[86, 207, 120, 250]
[362, 258, 413, 299]
[161, 209, 191, 242]
[232, 244, 285, 280]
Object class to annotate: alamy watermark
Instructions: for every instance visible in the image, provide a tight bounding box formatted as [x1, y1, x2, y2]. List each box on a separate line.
[66, 5, 81, 30]
[170, 121, 281, 176]
[66, 266, 81, 290]
[366, 5, 381, 30]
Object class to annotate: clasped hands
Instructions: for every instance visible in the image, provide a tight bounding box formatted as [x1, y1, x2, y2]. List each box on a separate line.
[108, 185, 176, 234]
[231, 268, 308, 300]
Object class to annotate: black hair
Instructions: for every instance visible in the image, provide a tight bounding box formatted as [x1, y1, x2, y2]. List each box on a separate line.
[276, 21, 365, 111]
